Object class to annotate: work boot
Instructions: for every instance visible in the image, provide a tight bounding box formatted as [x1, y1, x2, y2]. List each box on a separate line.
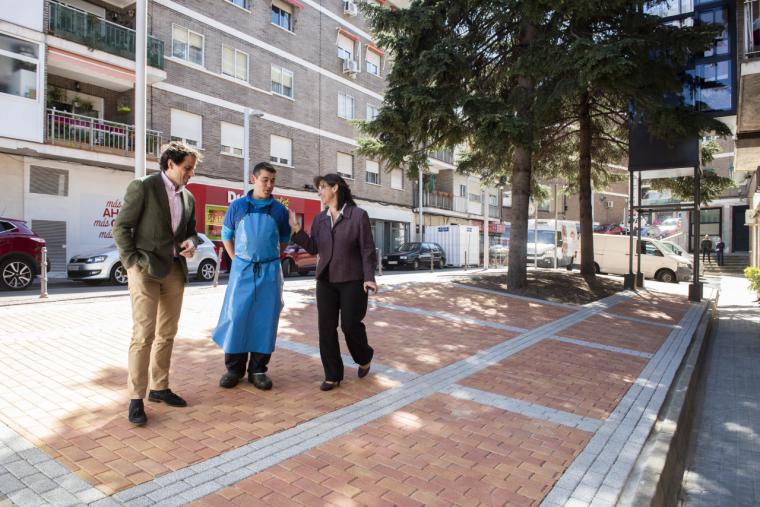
[249, 373, 273, 390]
[219, 371, 243, 389]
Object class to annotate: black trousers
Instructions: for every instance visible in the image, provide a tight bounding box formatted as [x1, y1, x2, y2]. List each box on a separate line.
[702, 247, 712, 263]
[316, 279, 374, 382]
[225, 352, 271, 375]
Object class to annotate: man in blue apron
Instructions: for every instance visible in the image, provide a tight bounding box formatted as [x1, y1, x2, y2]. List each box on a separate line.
[212, 162, 291, 390]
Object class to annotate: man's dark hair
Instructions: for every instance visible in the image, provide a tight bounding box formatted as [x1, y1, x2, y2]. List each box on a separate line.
[159, 141, 201, 171]
[253, 161, 276, 177]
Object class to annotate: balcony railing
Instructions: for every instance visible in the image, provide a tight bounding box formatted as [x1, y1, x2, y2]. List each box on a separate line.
[488, 205, 500, 218]
[745, 0, 760, 57]
[414, 191, 453, 211]
[47, 109, 163, 156]
[428, 149, 454, 165]
[47, 1, 165, 69]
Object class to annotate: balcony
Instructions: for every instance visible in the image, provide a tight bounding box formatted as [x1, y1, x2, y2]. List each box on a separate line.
[745, 0, 760, 58]
[413, 190, 473, 214]
[47, 1, 164, 69]
[488, 205, 500, 219]
[428, 149, 454, 165]
[47, 109, 162, 157]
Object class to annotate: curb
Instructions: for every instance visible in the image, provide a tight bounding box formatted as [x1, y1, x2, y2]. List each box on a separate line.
[617, 292, 718, 506]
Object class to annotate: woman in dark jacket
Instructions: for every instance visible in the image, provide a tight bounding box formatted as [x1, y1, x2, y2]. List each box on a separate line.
[289, 174, 378, 391]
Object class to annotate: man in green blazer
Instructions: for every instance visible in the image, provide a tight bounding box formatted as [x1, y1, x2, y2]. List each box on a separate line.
[113, 142, 201, 426]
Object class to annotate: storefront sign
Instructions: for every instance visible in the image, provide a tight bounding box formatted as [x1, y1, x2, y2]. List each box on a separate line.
[81, 195, 122, 245]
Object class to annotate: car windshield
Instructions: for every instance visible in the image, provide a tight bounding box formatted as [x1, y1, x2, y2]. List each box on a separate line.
[397, 243, 420, 252]
[528, 230, 558, 245]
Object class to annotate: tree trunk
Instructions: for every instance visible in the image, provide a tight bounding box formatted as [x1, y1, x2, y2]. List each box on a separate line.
[507, 21, 536, 290]
[577, 88, 596, 279]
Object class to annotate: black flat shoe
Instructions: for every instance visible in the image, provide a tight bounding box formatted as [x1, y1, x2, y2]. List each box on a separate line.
[319, 380, 340, 391]
[219, 371, 244, 389]
[249, 373, 273, 390]
[358, 364, 371, 378]
[148, 389, 187, 407]
[128, 399, 147, 426]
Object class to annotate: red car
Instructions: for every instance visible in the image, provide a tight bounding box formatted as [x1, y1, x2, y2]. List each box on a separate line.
[0, 218, 47, 290]
[280, 243, 316, 277]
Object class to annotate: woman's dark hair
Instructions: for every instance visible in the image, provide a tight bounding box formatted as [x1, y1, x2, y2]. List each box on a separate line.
[313, 173, 356, 209]
[159, 141, 201, 171]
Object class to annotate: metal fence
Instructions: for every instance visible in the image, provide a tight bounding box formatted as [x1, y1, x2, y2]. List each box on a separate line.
[47, 109, 163, 156]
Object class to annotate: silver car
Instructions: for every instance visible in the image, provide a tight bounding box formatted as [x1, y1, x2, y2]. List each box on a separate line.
[67, 233, 219, 285]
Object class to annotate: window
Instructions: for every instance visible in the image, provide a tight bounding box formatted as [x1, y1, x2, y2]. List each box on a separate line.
[366, 103, 379, 121]
[0, 33, 39, 100]
[337, 32, 355, 61]
[502, 191, 512, 208]
[337, 152, 354, 179]
[366, 160, 380, 185]
[699, 7, 729, 57]
[489, 195, 497, 206]
[30, 166, 69, 196]
[338, 93, 355, 119]
[366, 49, 381, 76]
[271, 65, 294, 98]
[459, 184, 467, 197]
[391, 168, 403, 190]
[221, 122, 243, 156]
[172, 25, 204, 66]
[270, 135, 292, 165]
[693, 60, 732, 112]
[222, 46, 248, 81]
[271, 0, 293, 31]
[226, 0, 250, 9]
[170, 109, 202, 148]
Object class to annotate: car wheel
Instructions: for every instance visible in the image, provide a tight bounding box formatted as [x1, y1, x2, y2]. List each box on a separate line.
[197, 259, 216, 281]
[281, 258, 294, 277]
[655, 269, 676, 283]
[412, 259, 419, 270]
[110, 262, 128, 286]
[0, 257, 34, 290]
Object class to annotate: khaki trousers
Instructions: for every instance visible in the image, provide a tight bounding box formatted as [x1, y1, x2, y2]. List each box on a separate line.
[126, 261, 185, 399]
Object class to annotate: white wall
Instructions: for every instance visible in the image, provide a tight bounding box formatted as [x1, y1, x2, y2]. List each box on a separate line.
[0, 153, 24, 217]
[0, 30, 45, 143]
[23, 158, 134, 259]
[0, 0, 44, 32]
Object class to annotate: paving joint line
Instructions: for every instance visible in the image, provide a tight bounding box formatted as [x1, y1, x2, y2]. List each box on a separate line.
[450, 282, 582, 310]
[549, 335, 654, 359]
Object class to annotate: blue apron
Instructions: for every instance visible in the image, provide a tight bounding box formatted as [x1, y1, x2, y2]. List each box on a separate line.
[212, 202, 283, 354]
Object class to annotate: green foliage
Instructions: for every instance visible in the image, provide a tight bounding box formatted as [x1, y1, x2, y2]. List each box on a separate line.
[744, 267, 760, 297]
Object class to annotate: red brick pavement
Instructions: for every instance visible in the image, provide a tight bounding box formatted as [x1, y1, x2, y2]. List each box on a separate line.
[560, 313, 671, 354]
[605, 291, 692, 324]
[373, 285, 574, 330]
[279, 304, 518, 375]
[460, 340, 648, 419]
[192, 394, 593, 507]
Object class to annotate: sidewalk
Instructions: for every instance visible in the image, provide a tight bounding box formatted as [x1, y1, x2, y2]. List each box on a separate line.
[0, 272, 711, 506]
[680, 276, 760, 506]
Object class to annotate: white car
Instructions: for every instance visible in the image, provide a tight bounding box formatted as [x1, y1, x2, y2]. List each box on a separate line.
[67, 233, 219, 285]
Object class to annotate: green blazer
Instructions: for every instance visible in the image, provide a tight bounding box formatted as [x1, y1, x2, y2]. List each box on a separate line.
[113, 172, 200, 279]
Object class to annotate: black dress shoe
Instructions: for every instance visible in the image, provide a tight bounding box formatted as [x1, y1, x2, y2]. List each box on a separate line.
[219, 371, 243, 389]
[319, 380, 340, 391]
[148, 389, 187, 407]
[249, 373, 273, 390]
[128, 399, 147, 426]
[358, 363, 371, 378]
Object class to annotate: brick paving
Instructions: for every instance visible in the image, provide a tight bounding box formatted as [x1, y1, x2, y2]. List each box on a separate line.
[0, 277, 710, 506]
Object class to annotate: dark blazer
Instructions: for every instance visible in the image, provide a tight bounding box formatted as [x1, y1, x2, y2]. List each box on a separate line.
[113, 172, 199, 279]
[292, 205, 377, 283]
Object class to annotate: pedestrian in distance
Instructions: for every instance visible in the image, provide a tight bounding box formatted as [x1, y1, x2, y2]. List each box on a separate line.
[113, 141, 202, 426]
[715, 238, 726, 266]
[700, 234, 713, 264]
[212, 162, 291, 391]
[289, 174, 377, 391]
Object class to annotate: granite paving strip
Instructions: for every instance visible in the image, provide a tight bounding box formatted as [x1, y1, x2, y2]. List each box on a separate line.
[548, 336, 654, 359]
[112, 292, 634, 504]
[450, 282, 582, 310]
[540, 301, 706, 507]
[598, 311, 678, 329]
[441, 384, 604, 433]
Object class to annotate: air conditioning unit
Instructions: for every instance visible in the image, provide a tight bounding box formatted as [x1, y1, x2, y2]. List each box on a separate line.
[606, 200, 614, 208]
[342, 59, 360, 75]
[343, 0, 358, 16]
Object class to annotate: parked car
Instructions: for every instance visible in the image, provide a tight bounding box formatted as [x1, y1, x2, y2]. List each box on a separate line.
[0, 218, 47, 290]
[280, 243, 316, 277]
[651, 217, 682, 238]
[382, 242, 446, 270]
[594, 223, 625, 235]
[659, 240, 704, 275]
[67, 233, 219, 285]
[593, 233, 694, 283]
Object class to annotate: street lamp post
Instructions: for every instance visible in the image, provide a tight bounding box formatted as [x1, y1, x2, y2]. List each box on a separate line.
[243, 108, 265, 194]
[134, 0, 147, 178]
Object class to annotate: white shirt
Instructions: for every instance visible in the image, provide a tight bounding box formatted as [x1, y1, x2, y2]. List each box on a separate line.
[328, 204, 347, 229]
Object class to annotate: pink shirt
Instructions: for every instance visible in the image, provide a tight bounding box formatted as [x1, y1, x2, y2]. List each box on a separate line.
[161, 171, 184, 254]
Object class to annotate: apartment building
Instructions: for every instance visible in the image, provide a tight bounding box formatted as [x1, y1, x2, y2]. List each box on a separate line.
[0, 0, 426, 271]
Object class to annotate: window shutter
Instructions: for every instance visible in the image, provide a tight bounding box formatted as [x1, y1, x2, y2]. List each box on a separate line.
[337, 152, 353, 178]
[270, 135, 292, 165]
[170, 109, 202, 146]
[29, 166, 69, 196]
[221, 122, 243, 151]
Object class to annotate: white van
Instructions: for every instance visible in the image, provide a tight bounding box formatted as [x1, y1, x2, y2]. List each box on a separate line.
[526, 219, 580, 268]
[593, 234, 694, 283]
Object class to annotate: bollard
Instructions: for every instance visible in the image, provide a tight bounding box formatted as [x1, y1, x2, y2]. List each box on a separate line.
[430, 250, 434, 272]
[40, 247, 48, 299]
[213, 248, 223, 288]
[464, 251, 468, 271]
[376, 248, 382, 276]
